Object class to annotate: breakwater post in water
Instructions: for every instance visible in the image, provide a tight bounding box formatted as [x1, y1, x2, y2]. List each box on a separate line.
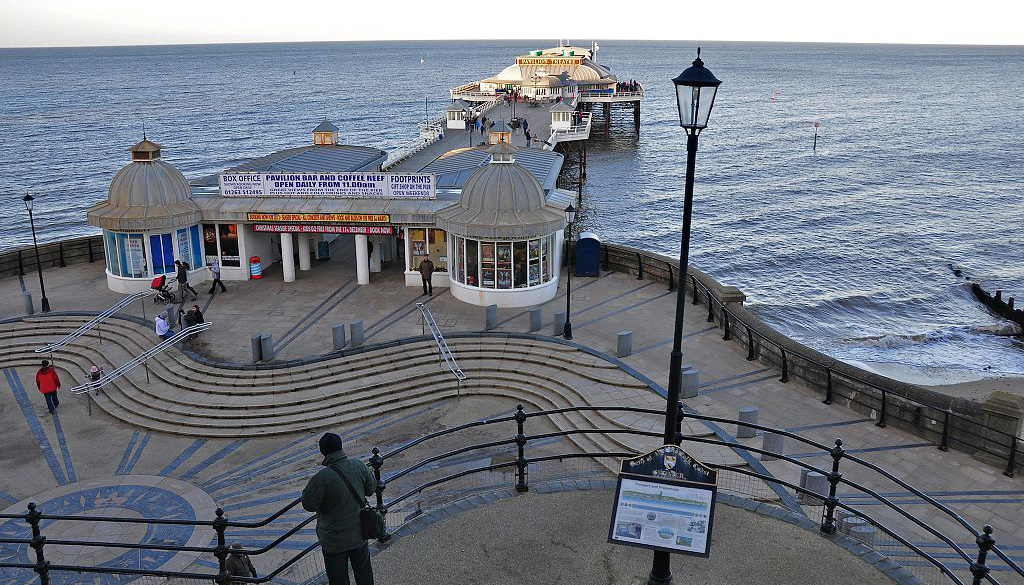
[971, 283, 1024, 331]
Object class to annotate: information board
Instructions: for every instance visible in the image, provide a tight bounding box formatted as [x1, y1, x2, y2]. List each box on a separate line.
[221, 173, 435, 199]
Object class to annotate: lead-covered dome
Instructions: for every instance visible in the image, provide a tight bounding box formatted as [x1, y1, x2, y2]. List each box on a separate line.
[87, 138, 202, 231]
[434, 143, 566, 239]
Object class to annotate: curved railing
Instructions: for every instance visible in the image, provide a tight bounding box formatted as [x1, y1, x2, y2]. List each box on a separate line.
[34, 290, 154, 353]
[1, 405, 1019, 585]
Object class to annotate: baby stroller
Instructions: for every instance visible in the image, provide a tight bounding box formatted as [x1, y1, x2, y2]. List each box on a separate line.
[151, 275, 177, 304]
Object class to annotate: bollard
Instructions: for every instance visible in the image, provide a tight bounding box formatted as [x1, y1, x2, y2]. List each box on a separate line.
[841, 515, 867, 535]
[616, 331, 633, 357]
[802, 471, 828, 505]
[485, 304, 498, 331]
[529, 308, 542, 332]
[680, 370, 699, 399]
[736, 406, 758, 438]
[799, 468, 811, 490]
[250, 335, 263, 362]
[1008, 297, 1015, 310]
[836, 509, 855, 533]
[350, 320, 364, 347]
[23, 291, 33, 316]
[260, 334, 275, 361]
[165, 304, 178, 326]
[850, 524, 877, 547]
[761, 432, 784, 461]
[553, 311, 566, 336]
[332, 323, 347, 350]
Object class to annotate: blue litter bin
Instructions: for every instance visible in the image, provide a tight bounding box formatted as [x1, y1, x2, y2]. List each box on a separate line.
[574, 232, 601, 277]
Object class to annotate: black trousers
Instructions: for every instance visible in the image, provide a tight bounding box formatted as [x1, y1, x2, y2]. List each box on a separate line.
[209, 277, 226, 293]
[421, 275, 432, 295]
[323, 543, 373, 585]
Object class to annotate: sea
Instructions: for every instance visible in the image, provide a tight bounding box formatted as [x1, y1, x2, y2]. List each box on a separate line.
[0, 40, 1022, 384]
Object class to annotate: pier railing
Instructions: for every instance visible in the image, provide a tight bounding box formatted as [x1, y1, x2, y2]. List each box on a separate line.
[546, 111, 593, 150]
[1, 405, 1019, 585]
[0, 234, 103, 278]
[598, 242, 1024, 477]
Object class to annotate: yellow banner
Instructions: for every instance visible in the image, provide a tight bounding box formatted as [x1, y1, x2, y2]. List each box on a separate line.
[246, 213, 389, 223]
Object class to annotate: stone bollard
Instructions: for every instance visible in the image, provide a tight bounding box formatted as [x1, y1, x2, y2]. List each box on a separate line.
[250, 335, 263, 363]
[680, 370, 700, 399]
[616, 331, 633, 357]
[761, 432, 784, 461]
[332, 323, 347, 350]
[841, 515, 867, 535]
[529, 308, 542, 332]
[799, 469, 811, 490]
[165, 303, 178, 326]
[350, 320, 364, 347]
[553, 311, 566, 336]
[260, 334, 275, 361]
[802, 471, 828, 505]
[836, 509, 855, 533]
[736, 406, 759, 438]
[485, 304, 498, 331]
[23, 291, 33, 316]
[850, 524, 877, 547]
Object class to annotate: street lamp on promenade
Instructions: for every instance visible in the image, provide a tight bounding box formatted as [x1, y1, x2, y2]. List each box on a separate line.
[22, 194, 52, 312]
[562, 204, 577, 340]
[648, 48, 721, 585]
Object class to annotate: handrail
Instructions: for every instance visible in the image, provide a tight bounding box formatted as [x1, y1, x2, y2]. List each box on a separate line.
[415, 302, 467, 382]
[68, 321, 212, 394]
[34, 290, 153, 353]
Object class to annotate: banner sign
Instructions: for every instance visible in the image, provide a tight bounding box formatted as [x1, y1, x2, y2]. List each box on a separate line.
[246, 213, 389, 223]
[608, 445, 718, 558]
[253, 224, 393, 235]
[515, 57, 583, 66]
[221, 173, 435, 199]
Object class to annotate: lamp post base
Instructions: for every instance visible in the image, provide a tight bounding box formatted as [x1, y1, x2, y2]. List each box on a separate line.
[41, 297, 51, 312]
[563, 322, 573, 340]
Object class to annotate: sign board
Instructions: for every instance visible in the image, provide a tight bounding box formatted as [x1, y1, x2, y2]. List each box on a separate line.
[608, 445, 717, 558]
[515, 57, 583, 66]
[246, 213, 389, 224]
[221, 173, 435, 199]
[253, 224, 393, 235]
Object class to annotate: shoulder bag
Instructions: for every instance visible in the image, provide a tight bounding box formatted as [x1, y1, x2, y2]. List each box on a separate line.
[329, 465, 386, 541]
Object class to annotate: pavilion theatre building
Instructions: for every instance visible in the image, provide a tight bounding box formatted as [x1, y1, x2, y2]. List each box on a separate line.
[87, 122, 572, 308]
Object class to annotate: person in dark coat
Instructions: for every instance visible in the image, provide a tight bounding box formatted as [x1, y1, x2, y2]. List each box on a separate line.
[36, 360, 61, 413]
[302, 433, 376, 585]
[175, 260, 198, 300]
[225, 543, 257, 585]
[418, 257, 434, 296]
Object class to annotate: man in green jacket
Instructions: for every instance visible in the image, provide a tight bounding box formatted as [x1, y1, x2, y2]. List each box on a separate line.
[302, 433, 377, 585]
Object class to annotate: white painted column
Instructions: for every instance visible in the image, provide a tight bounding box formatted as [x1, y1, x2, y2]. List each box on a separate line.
[312, 234, 321, 260]
[298, 235, 311, 270]
[281, 232, 296, 283]
[403, 228, 411, 272]
[390, 234, 399, 263]
[369, 236, 382, 273]
[355, 234, 370, 285]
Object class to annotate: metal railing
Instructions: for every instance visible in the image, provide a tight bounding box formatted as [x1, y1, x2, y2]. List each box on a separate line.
[68, 321, 212, 394]
[546, 112, 593, 150]
[600, 244, 1024, 478]
[34, 290, 154, 353]
[0, 405, 1018, 585]
[416, 302, 467, 387]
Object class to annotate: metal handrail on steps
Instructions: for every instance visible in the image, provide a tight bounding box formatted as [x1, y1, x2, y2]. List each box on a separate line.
[69, 321, 212, 394]
[416, 303, 467, 388]
[34, 290, 154, 353]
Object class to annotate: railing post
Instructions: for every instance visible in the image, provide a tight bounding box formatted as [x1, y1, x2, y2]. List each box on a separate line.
[213, 508, 230, 585]
[722, 312, 731, 340]
[515, 404, 529, 492]
[636, 252, 643, 280]
[746, 326, 756, 361]
[18, 250, 25, 276]
[779, 349, 789, 383]
[58, 242, 66, 267]
[26, 503, 49, 585]
[87, 237, 95, 263]
[1005, 436, 1018, 478]
[820, 439, 844, 535]
[673, 401, 685, 445]
[666, 262, 674, 291]
[877, 389, 887, 428]
[970, 525, 995, 585]
[939, 410, 950, 451]
[824, 369, 833, 405]
[706, 291, 714, 322]
[691, 275, 699, 305]
[370, 446, 391, 541]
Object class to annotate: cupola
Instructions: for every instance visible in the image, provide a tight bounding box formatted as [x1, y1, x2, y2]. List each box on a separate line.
[487, 121, 512, 145]
[130, 138, 162, 161]
[313, 119, 339, 146]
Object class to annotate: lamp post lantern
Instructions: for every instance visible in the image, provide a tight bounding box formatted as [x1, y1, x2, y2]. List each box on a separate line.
[648, 48, 721, 585]
[22, 194, 51, 312]
[562, 204, 577, 340]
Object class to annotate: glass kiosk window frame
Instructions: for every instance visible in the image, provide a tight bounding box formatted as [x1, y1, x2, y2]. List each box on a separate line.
[451, 234, 556, 291]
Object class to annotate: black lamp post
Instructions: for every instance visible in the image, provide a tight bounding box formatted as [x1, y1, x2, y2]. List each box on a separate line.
[648, 48, 721, 585]
[562, 204, 577, 340]
[22, 194, 52, 312]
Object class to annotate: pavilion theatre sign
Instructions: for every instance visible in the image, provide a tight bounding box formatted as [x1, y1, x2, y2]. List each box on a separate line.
[608, 445, 718, 557]
[220, 173, 435, 199]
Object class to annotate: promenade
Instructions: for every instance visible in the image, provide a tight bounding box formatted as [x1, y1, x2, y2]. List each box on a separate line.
[1, 238, 1022, 583]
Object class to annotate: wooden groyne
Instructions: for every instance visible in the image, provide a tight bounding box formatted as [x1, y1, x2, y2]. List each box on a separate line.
[972, 283, 1024, 331]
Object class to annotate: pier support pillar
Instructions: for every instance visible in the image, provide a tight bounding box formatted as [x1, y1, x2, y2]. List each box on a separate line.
[633, 102, 640, 134]
[281, 233, 296, 283]
[298, 235, 311, 271]
[355, 235, 370, 285]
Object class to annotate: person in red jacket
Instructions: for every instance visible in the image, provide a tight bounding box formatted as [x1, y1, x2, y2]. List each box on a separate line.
[36, 360, 61, 413]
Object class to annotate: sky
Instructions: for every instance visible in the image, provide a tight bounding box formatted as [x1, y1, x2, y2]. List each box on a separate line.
[0, 0, 1021, 48]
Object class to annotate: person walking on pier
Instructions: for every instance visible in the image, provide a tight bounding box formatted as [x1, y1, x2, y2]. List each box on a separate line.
[302, 432, 376, 585]
[525, 129, 532, 147]
[418, 257, 434, 296]
[36, 360, 61, 413]
[175, 260, 198, 301]
[225, 543, 257, 584]
[209, 260, 227, 294]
